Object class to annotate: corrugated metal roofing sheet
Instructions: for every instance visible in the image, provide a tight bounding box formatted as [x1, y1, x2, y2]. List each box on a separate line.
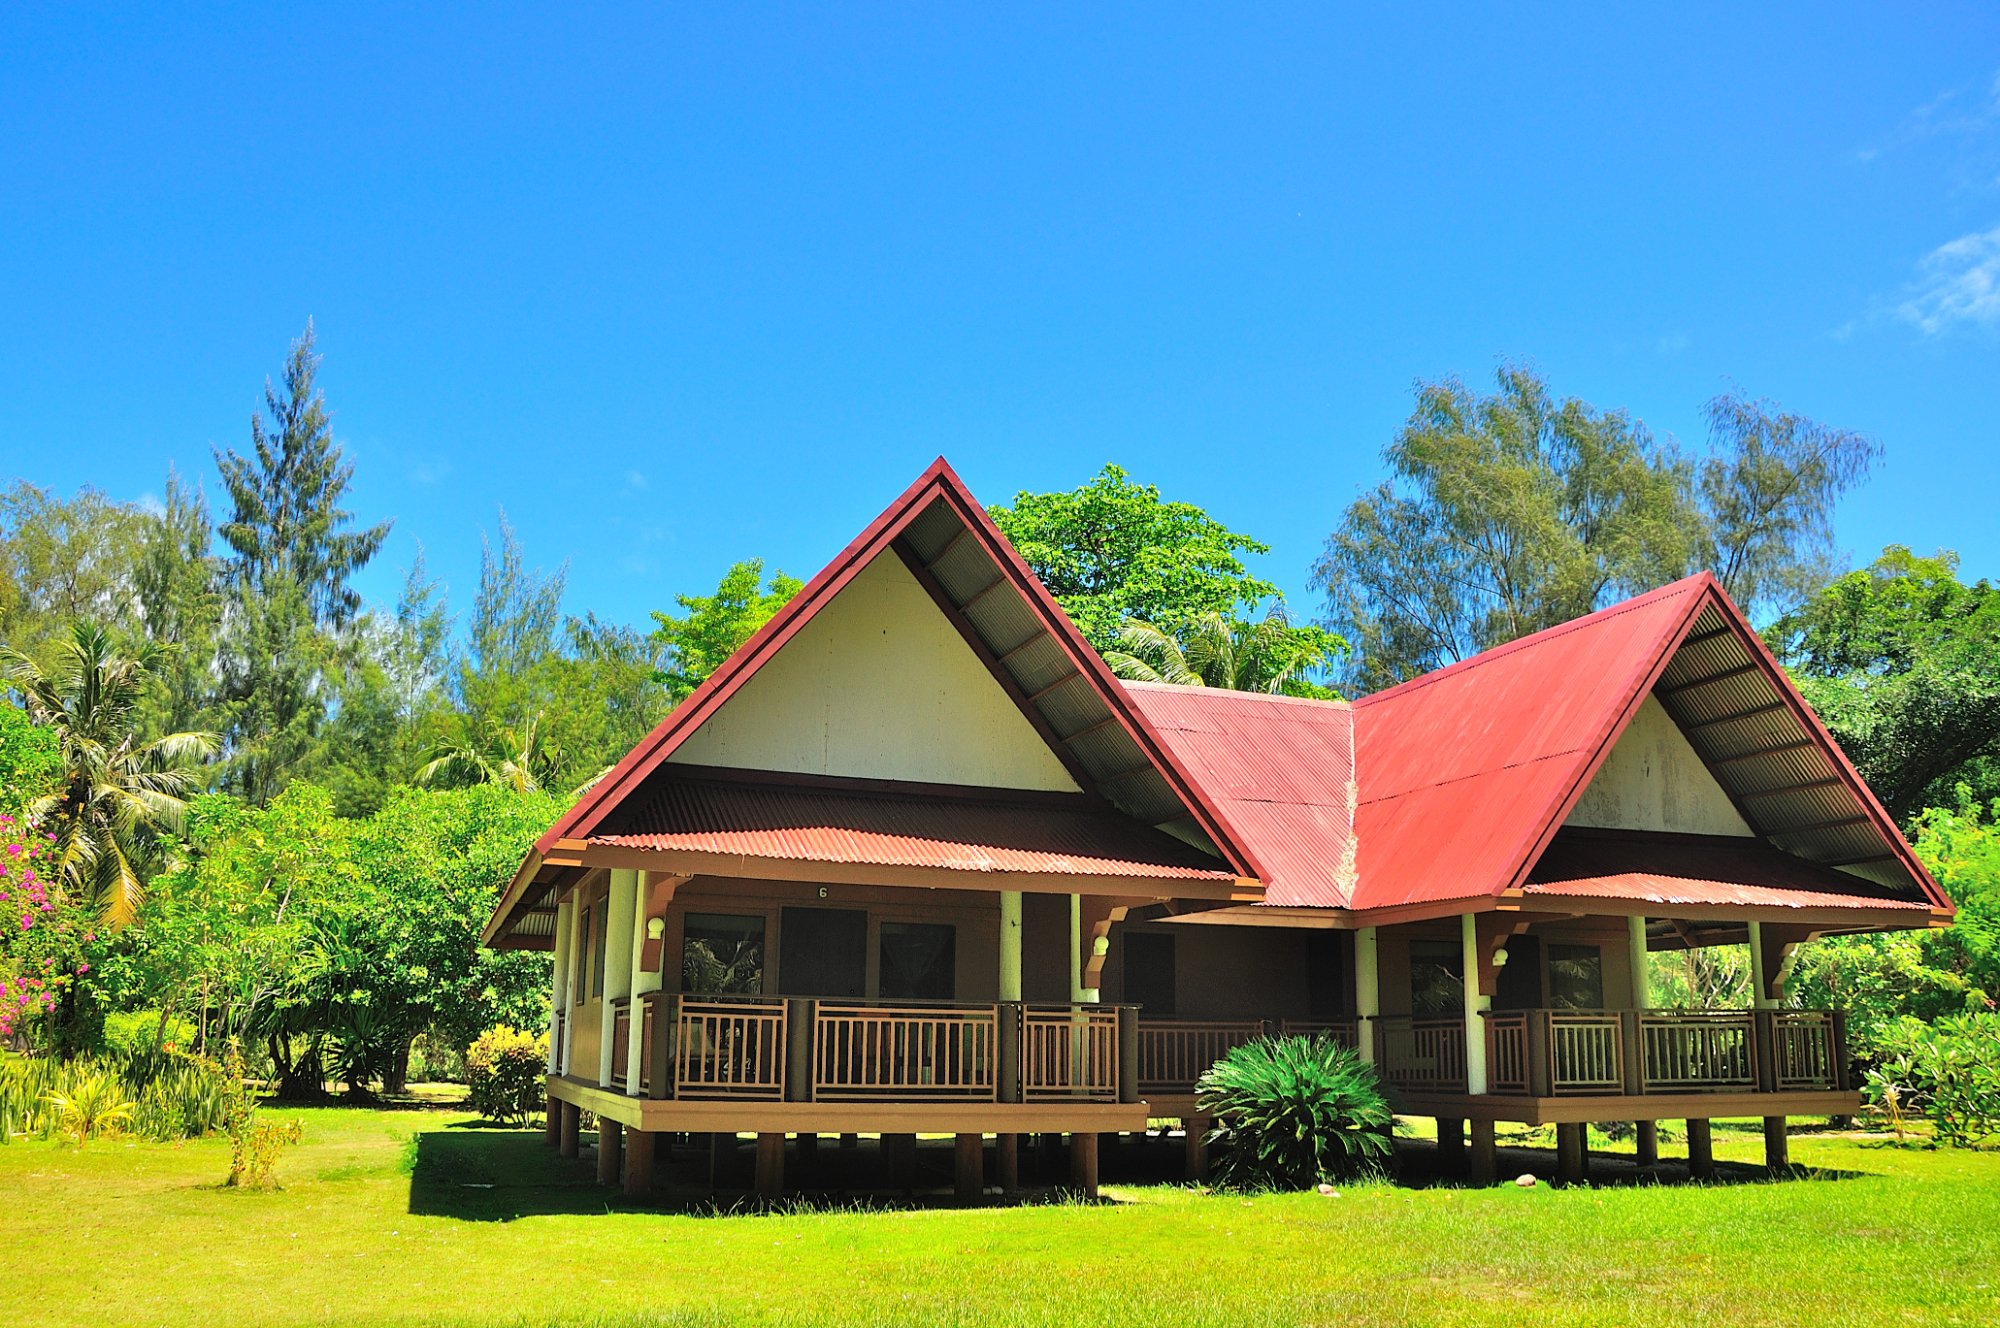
[1522, 876, 1931, 912]
[593, 776, 1241, 882]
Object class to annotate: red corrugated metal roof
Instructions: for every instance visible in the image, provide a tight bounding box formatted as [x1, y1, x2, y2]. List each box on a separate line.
[1522, 876, 1931, 912]
[592, 775, 1240, 882]
[1120, 683, 1357, 907]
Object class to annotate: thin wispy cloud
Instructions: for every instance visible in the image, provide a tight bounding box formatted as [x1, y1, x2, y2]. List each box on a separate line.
[1857, 67, 2000, 164]
[1897, 226, 2000, 334]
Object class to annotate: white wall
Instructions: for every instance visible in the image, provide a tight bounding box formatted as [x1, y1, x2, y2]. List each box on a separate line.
[669, 554, 1080, 791]
[1565, 694, 1753, 837]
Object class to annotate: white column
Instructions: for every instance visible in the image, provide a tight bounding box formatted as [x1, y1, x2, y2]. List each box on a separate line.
[1628, 916, 1650, 1010]
[625, 872, 658, 1088]
[1747, 919, 1776, 1009]
[549, 898, 574, 1075]
[1069, 895, 1085, 1003]
[1461, 913, 1489, 1095]
[998, 891, 1023, 1002]
[599, 869, 638, 1086]
[1354, 927, 1379, 1064]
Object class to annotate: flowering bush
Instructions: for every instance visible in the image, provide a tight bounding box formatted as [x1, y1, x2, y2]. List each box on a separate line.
[466, 1025, 547, 1125]
[0, 816, 107, 1051]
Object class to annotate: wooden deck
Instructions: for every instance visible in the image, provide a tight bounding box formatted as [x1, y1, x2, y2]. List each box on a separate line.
[548, 1074, 1149, 1133]
[1389, 1086, 1861, 1125]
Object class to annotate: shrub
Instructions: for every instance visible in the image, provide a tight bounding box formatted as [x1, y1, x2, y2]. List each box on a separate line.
[1867, 1012, 2000, 1148]
[1195, 1034, 1394, 1190]
[102, 1009, 197, 1056]
[218, 1040, 302, 1186]
[466, 1026, 548, 1126]
[42, 1071, 135, 1143]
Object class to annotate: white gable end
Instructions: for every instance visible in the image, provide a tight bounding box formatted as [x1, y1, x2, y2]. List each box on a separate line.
[668, 554, 1082, 792]
[1565, 694, 1754, 837]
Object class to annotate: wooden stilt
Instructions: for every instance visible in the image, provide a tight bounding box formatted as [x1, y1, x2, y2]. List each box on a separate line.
[839, 1132, 859, 1150]
[543, 1096, 560, 1146]
[596, 1120, 624, 1186]
[708, 1131, 732, 1189]
[1555, 1123, 1586, 1184]
[1635, 1120, 1660, 1167]
[623, 1129, 655, 1198]
[954, 1133, 985, 1202]
[1436, 1117, 1466, 1171]
[795, 1131, 819, 1177]
[1184, 1119, 1209, 1182]
[557, 1101, 580, 1159]
[1687, 1118, 1715, 1180]
[886, 1133, 917, 1190]
[1763, 1116, 1789, 1173]
[996, 1133, 1020, 1192]
[1037, 1131, 1063, 1175]
[1468, 1118, 1497, 1187]
[1070, 1132, 1100, 1199]
[754, 1132, 784, 1199]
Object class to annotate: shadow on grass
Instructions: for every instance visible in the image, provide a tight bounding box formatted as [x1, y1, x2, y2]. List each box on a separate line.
[408, 1128, 623, 1221]
[1386, 1137, 1875, 1189]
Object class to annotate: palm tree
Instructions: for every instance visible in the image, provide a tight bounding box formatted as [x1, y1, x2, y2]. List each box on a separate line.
[1105, 605, 1342, 698]
[5, 623, 217, 926]
[414, 712, 562, 795]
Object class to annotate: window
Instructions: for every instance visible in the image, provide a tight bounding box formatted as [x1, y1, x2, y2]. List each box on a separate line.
[1305, 931, 1345, 1019]
[590, 901, 608, 999]
[1409, 940, 1464, 1018]
[572, 903, 594, 1006]
[1122, 931, 1176, 1016]
[682, 913, 767, 995]
[778, 907, 867, 997]
[879, 922, 956, 1001]
[1548, 943, 1604, 1011]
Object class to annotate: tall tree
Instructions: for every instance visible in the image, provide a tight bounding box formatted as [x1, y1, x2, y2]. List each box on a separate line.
[1313, 366, 1876, 690]
[990, 465, 1282, 652]
[133, 469, 223, 741]
[1770, 547, 2000, 821]
[1105, 605, 1345, 698]
[5, 624, 216, 925]
[212, 323, 389, 803]
[648, 559, 802, 703]
[0, 481, 150, 665]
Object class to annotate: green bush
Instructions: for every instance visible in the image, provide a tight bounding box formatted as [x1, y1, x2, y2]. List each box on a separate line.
[1195, 1034, 1394, 1190]
[466, 1026, 548, 1126]
[0, 1049, 231, 1143]
[102, 1009, 197, 1056]
[1867, 1012, 2000, 1148]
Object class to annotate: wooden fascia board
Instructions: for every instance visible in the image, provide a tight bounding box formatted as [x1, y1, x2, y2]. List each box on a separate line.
[566, 841, 1262, 901]
[480, 848, 550, 948]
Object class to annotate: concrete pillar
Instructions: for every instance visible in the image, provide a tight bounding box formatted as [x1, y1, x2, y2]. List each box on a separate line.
[886, 1133, 918, 1190]
[1764, 1117, 1789, 1172]
[1070, 1132, 1100, 1199]
[1635, 1121, 1660, 1167]
[600, 870, 638, 1087]
[623, 1129, 655, 1198]
[1184, 1120, 1209, 1182]
[1687, 1118, 1715, 1179]
[1555, 1123, 1587, 1184]
[557, 1101, 580, 1158]
[999, 892, 1023, 1002]
[1436, 1117, 1465, 1170]
[550, 898, 574, 1075]
[1354, 927, 1379, 1064]
[955, 1133, 984, 1203]
[1748, 920, 1777, 1009]
[625, 872, 657, 1092]
[1629, 918, 1657, 1165]
[754, 1133, 784, 1199]
[996, 1133, 1020, 1192]
[543, 1096, 560, 1146]
[1468, 1118, 1497, 1187]
[596, 1120, 623, 1185]
[1461, 914, 1489, 1094]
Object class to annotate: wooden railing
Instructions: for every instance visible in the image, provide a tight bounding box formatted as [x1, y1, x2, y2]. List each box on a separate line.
[1278, 1018, 1361, 1050]
[1484, 1012, 1530, 1094]
[609, 998, 633, 1086]
[813, 1001, 999, 1100]
[1769, 1011, 1838, 1090]
[1023, 1005, 1121, 1101]
[637, 997, 656, 1094]
[1639, 1011, 1755, 1091]
[1374, 1016, 1469, 1091]
[1548, 1013, 1624, 1093]
[1136, 1019, 1267, 1093]
[674, 996, 789, 1100]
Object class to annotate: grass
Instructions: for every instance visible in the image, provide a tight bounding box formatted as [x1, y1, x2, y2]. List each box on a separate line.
[2, 1101, 1996, 1327]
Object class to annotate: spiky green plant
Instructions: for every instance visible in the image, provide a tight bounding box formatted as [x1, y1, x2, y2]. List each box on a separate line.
[1195, 1034, 1394, 1190]
[42, 1071, 136, 1143]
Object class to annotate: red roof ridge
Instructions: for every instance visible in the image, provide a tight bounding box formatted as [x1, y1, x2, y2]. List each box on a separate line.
[1352, 571, 1717, 710]
[1116, 679, 1352, 712]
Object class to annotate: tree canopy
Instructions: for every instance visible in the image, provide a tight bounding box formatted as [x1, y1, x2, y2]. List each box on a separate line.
[648, 559, 802, 702]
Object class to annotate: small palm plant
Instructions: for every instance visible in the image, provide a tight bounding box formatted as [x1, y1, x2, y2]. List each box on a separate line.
[1195, 1034, 1394, 1190]
[43, 1072, 137, 1144]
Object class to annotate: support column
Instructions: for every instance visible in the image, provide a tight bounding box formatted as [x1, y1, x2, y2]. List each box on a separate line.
[1555, 1123, 1587, 1184]
[1764, 1117, 1790, 1172]
[624, 872, 659, 1093]
[1747, 920, 1777, 1009]
[543, 1096, 560, 1145]
[1687, 1118, 1715, 1180]
[1468, 1118, 1497, 1187]
[1354, 927, 1379, 1064]
[955, 1133, 985, 1203]
[754, 1133, 785, 1199]
[1629, 916, 1658, 1166]
[623, 1129, 655, 1198]
[996, 1132, 1020, 1192]
[886, 1133, 918, 1190]
[1461, 914, 1489, 1095]
[999, 891, 1023, 1002]
[1436, 1117, 1465, 1171]
[557, 1100, 580, 1158]
[1068, 895, 1085, 1002]
[596, 1120, 624, 1185]
[1070, 1132, 1100, 1199]
[1184, 1119, 1209, 1182]
[599, 870, 637, 1088]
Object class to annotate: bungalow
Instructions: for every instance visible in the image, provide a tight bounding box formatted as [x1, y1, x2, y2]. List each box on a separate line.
[480, 459, 1954, 1199]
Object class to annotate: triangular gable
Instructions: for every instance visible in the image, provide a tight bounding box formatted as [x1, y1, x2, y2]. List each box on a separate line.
[1348, 573, 1951, 916]
[539, 459, 1264, 883]
[1564, 694, 1753, 837]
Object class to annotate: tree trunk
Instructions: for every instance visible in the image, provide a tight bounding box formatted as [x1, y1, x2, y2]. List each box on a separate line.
[381, 1036, 413, 1096]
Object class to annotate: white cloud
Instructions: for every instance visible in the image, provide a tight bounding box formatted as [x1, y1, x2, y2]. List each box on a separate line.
[625, 469, 648, 491]
[1859, 68, 2000, 163]
[1897, 226, 2000, 334]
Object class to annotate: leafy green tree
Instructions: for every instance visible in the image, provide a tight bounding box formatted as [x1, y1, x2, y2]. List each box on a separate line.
[318, 558, 458, 816]
[1770, 547, 2000, 820]
[4, 624, 216, 926]
[648, 558, 802, 702]
[0, 481, 151, 666]
[1313, 367, 1877, 690]
[1105, 605, 1344, 698]
[132, 469, 223, 743]
[990, 465, 1281, 652]
[0, 700, 61, 820]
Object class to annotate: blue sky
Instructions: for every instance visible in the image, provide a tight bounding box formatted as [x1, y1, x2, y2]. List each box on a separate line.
[3, 4, 1998, 639]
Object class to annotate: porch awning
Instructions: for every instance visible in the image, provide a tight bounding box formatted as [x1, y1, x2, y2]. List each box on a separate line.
[588, 771, 1246, 886]
[1519, 873, 1933, 913]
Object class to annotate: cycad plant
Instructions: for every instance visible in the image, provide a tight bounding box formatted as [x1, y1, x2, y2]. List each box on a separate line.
[1195, 1034, 1394, 1190]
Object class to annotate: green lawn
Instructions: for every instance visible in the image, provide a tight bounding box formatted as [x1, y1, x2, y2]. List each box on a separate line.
[4, 1103, 1996, 1328]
